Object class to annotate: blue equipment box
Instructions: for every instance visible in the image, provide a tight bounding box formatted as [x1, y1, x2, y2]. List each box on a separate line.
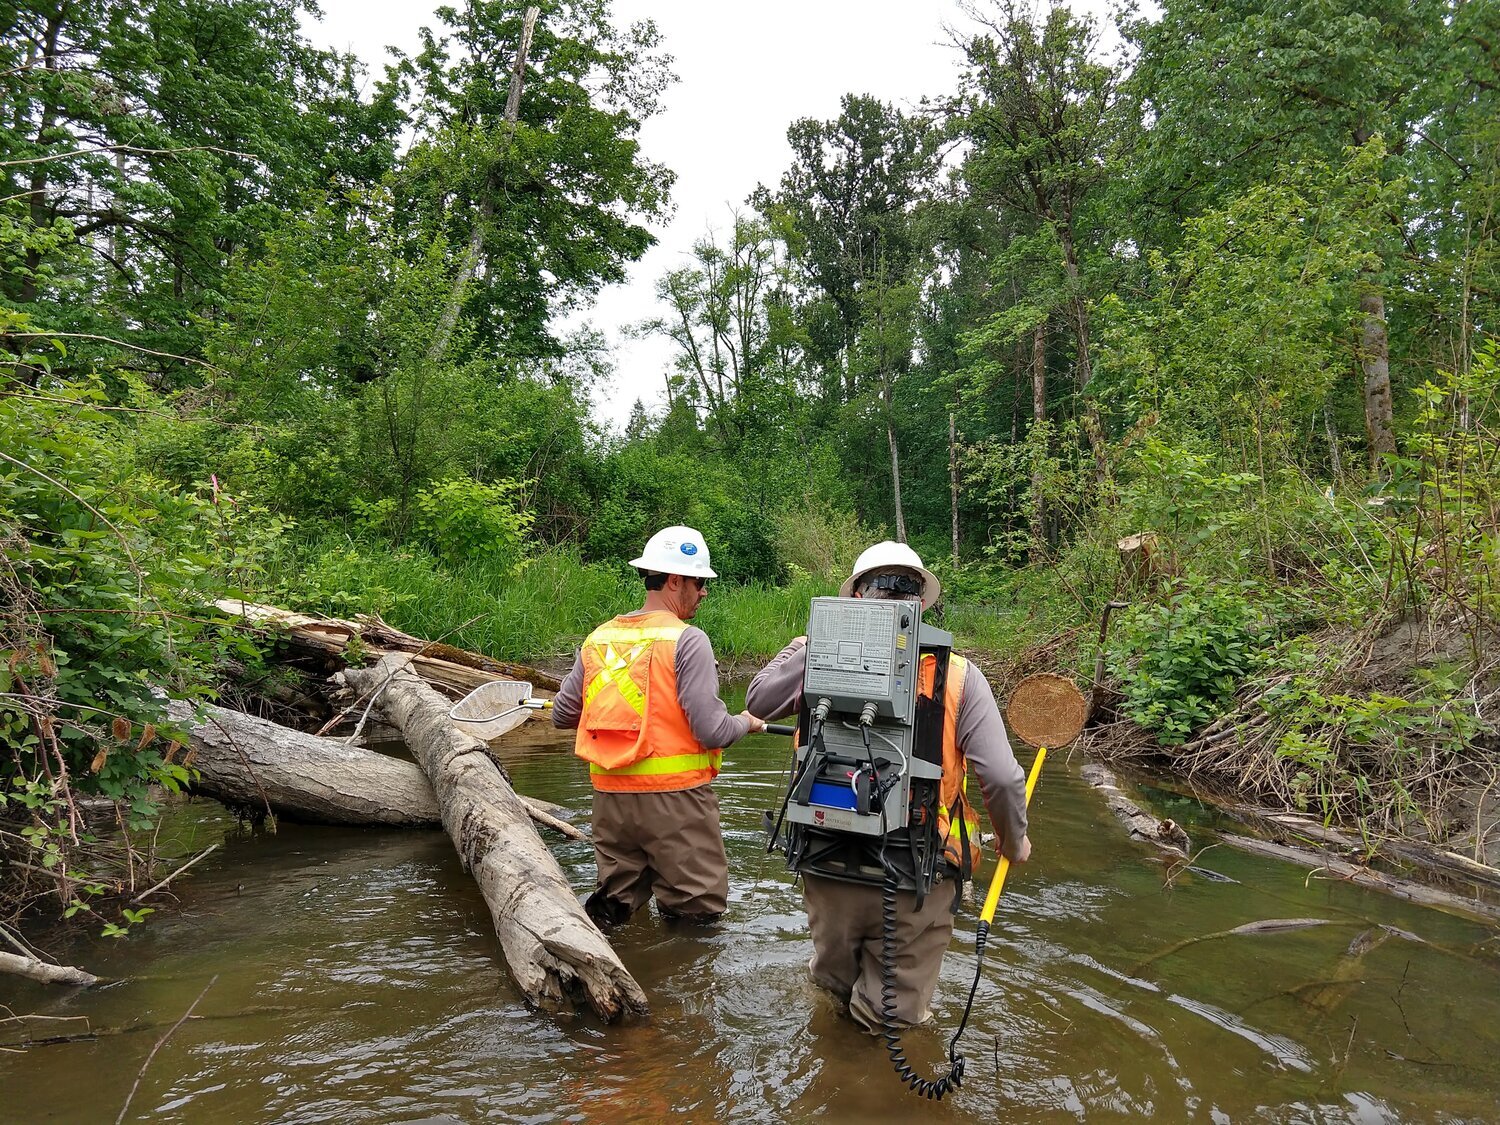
[809, 780, 856, 810]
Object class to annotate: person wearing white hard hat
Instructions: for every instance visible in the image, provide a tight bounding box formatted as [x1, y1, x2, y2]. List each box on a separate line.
[553, 525, 765, 926]
[746, 540, 1031, 1031]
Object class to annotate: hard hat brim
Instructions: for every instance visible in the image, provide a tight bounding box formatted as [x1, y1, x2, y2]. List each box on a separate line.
[629, 553, 718, 579]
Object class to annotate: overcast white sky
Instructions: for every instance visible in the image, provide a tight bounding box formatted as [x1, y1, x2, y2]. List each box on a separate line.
[302, 1, 1125, 430]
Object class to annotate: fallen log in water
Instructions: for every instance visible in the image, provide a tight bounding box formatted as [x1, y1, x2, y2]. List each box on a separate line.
[343, 656, 646, 1021]
[1218, 833, 1500, 924]
[170, 699, 439, 825]
[172, 701, 585, 840]
[1080, 760, 1192, 858]
[212, 600, 561, 693]
[0, 950, 98, 987]
[1221, 802, 1500, 893]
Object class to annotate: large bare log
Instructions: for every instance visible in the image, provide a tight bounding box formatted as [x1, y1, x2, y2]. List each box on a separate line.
[212, 600, 561, 692]
[0, 950, 98, 987]
[169, 700, 440, 826]
[170, 701, 585, 840]
[343, 657, 646, 1021]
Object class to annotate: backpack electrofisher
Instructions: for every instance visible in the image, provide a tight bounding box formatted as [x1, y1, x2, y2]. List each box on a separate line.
[769, 596, 958, 900]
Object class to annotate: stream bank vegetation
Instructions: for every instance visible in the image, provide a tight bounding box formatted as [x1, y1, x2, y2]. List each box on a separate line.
[3, 0, 1498, 962]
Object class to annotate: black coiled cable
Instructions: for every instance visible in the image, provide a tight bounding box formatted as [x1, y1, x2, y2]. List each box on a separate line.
[879, 868, 970, 1100]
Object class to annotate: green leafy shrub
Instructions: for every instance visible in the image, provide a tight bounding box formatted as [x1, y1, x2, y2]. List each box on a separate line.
[1118, 437, 1261, 568]
[1, 377, 272, 927]
[770, 499, 877, 583]
[1108, 576, 1274, 744]
[412, 477, 533, 567]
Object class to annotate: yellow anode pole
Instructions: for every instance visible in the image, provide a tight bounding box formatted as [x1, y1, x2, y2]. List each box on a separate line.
[979, 746, 1046, 927]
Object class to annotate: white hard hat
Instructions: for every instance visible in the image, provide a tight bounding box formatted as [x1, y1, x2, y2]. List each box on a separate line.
[840, 540, 941, 610]
[629, 524, 717, 578]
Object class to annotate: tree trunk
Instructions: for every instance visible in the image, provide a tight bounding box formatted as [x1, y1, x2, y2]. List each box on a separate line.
[170, 699, 584, 840]
[1358, 287, 1397, 466]
[343, 657, 647, 1021]
[885, 408, 907, 543]
[9, 6, 65, 383]
[949, 412, 960, 568]
[1008, 334, 1024, 539]
[1058, 235, 1092, 395]
[1029, 320, 1048, 566]
[1057, 224, 1109, 488]
[427, 6, 539, 366]
[1324, 404, 1344, 481]
[17, 7, 64, 310]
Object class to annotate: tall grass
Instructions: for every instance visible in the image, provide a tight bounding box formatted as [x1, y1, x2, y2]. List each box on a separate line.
[276, 536, 1105, 668]
[694, 573, 836, 657]
[277, 541, 626, 662]
[277, 540, 848, 663]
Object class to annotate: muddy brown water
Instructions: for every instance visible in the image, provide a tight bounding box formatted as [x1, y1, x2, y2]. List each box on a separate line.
[4, 694, 1500, 1123]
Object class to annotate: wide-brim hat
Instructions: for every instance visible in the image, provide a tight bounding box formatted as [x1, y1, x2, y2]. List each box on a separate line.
[839, 540, 940, 610]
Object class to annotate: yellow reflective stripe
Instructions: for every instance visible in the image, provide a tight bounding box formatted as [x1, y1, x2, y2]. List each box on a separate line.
[589, 749, 722, 776]
[938, 797, 980, 825]
[588, 625, 685, 644]
[582, 640, 650, 715]
[938, 771, 977, 821]
[583, 668, 647, 714]
[937, 806, 980, 822]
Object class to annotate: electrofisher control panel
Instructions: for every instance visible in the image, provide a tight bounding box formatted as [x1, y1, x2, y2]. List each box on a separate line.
[803, 597, 920, 721]
[785, 597, 942, 838]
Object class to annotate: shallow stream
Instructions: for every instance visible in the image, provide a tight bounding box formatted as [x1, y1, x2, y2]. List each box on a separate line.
[4, 699, 1500, 1122]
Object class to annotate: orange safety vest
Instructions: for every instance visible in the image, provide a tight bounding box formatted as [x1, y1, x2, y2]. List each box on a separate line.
[921, 652, 983, 872]
[574, 611, 722, 793]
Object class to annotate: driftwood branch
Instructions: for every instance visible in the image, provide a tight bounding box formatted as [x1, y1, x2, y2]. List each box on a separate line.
[131, 844, 219, 904]
[0, 951, 99, 987]
[115, 974, 217, 1125]
[1224, 803, 1500, 893]
[518, 797, 587, 841]
[1130, 917, 1341, 976]
[1218, 833, 1500, 924]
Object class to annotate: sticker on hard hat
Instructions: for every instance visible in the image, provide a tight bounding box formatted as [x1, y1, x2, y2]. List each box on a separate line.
[680, 542, 697, 555]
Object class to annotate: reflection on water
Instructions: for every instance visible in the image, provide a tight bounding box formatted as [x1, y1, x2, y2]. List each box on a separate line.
[4, 704, 1500, 1123]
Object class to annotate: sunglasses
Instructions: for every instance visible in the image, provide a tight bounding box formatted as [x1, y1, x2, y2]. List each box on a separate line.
[688, 576, 709, 590]
[865, 572, 923, 597]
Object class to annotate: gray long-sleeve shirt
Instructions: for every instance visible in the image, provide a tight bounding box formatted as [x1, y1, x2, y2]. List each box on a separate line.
[552, 611, 752, 750]
[745, 637, 1029, 860]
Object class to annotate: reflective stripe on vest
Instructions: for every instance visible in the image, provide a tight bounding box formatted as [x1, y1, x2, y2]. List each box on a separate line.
[582, 639, 650, 715]
[588, 749, 722, 778]
[574, 612, 720, 792]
